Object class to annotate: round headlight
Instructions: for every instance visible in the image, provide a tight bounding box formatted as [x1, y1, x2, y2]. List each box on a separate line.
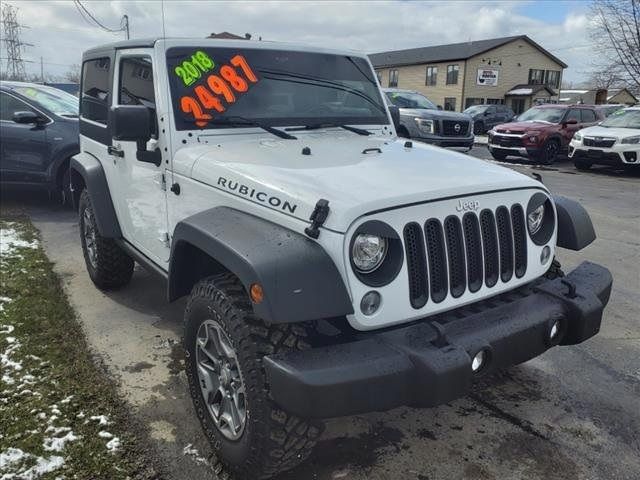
[528, 204, 545, 235]
[352, 234, 387, 273]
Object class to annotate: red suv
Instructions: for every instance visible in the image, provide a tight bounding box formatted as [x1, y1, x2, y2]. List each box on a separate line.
[487, 104, 603, 164]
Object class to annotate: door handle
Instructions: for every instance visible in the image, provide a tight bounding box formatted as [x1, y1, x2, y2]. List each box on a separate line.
[108, 145, 124, 157]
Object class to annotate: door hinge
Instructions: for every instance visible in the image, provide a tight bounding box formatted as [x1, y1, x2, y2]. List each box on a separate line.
[160, 174, 167, 191]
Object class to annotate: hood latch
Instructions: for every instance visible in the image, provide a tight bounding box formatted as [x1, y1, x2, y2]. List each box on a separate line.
[305, 199, 330, 239]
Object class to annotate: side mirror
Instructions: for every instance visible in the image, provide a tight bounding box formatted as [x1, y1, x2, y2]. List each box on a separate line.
[111, 105, 152, 141]
[484, 111, 491, 116]
[13, 111, 44, 125]
[388, 105, 400, 130]
[110, 105, 161, 166]
[563, 119, 578, 126]
[437, 105, 443, 110]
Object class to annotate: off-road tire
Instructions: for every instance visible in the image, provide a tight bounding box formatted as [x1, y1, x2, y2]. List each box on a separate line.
[184, 273, 323, 480]
[574, 160, 592, 171]
[490, 150, 507, 161]
[474, 120, 485, 135]
[78, 189, 134, 289]
[544, 258, 564, 280]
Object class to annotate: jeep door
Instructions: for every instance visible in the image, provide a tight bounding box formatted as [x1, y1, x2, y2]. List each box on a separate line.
[0, 91, 49, 184]
[107, 49, 169, 266]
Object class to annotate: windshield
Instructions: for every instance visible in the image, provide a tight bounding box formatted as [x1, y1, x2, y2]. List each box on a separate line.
[517, 107, 565, 124]
[385, 91, 436, 110]
[13, 85, 78, 117]
[464, 105, 487, 115]
[167, 47, 388, 130]
[600, 109, 640, 128]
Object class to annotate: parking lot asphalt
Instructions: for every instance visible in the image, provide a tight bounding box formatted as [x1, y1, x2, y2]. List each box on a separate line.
[3, 146, 639, 480]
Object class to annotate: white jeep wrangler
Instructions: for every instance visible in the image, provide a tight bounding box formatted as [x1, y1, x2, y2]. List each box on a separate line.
[70, 38, 612, 479]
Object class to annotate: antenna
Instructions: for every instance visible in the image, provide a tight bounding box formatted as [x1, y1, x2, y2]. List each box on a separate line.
[1, 4, 33, 80]
[160, 0, 176, 188]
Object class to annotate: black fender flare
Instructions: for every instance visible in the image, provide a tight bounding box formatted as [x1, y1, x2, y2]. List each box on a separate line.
[69, 153, 122, 238]
[169, 207, 354, 323]
[553, 195, 596, 250]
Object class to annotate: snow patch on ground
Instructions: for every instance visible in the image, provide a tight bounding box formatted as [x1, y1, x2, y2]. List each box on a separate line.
[90, 415, 110, 426]
[0, 226, 38, 260]
[182, 443, 210, 466]
[105, 437, 121, 453]
[0, 447, 65, 479]
[43, 430, 80, 452]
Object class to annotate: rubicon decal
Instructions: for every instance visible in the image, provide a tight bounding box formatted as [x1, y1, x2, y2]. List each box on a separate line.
[217, 177, 298, 214]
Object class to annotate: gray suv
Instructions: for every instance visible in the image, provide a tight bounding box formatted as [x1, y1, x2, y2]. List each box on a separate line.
[463, 104, 515, 134]
[383, 88, 474, 149]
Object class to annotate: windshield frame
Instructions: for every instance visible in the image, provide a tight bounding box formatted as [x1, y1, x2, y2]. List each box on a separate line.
[599, 108, 640, 129]
[12, 85, 79, 117]
[166, 46, 390, 131]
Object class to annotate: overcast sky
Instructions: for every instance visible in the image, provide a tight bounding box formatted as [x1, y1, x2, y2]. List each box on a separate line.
[2, 0, 595, 84]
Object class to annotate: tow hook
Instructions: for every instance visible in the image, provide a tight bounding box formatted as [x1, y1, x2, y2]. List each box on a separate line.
[561, 279, 577, 299]
[305, 199, 330, 239]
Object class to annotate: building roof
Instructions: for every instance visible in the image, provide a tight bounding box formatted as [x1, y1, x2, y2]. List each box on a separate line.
[369, 35, 567, 69]
[607, 88, 638, 102]
[505, 84, 557, 96]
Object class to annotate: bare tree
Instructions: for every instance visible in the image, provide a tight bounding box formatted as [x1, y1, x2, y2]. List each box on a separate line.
[588, 63, 628, 89]
[590, 0, 640, 90]
[64, 64, 81, 84]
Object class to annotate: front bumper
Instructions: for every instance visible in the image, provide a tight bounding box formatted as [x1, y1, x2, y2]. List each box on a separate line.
[569, 140, 639, 165]
[488, 143, 540, 157]
[416, 135, 474, 148]
[264, 261, 612, 418]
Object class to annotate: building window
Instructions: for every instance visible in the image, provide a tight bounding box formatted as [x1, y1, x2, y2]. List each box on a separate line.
[545, 70, 560, 89]
[464, 97, 484, 109]
[425, 66, 437, 86]
[528, 69, 545, 85]
[511, 98, 526, 114]
[486, 98, 504, 104]
[388, 69, 398, 88]
[376, 71, 382, 84]
[446, 65, 459, 85]
[444, 97, 456, 111]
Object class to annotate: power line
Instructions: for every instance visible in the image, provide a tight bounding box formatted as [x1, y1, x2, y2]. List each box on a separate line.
[73, 0, 129, 38]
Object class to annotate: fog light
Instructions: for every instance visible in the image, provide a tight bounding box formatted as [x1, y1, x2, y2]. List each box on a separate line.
[471, 349, 488, 373]
[540, 246, 551, 265]
[360, 291, 381, 316]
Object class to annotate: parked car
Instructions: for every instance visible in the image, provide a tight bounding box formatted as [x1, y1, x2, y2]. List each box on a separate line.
[596, 104, 626, 118]
[71, 38, 612, 480]
[383, 88, 474, 149]
[569, 106, 640, 170]
[487, 104, 603, 164]
[463, 104, 515, 134]
[0, 81, 79, 203]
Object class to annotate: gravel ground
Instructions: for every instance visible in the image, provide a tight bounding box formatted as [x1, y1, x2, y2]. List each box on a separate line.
[2, 146, 638, 480]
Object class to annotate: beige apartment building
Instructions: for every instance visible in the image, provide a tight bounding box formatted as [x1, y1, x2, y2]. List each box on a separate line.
[370, 35, 567, 114]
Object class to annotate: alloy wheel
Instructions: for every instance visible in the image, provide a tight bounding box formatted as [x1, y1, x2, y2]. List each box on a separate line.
[195, 320, 247, 440]
[83, 209, 98, 268]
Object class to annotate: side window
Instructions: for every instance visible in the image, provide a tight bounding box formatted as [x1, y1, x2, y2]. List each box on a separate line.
[118, 57, 155, 107]
[565, 109, 581, 123]
[487, 106, 497, 114]
[81, 57, 111, 124]
[581, 109, 596, 123]
[0, 92, 35, 121]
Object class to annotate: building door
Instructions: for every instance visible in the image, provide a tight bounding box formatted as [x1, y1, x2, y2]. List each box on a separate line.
[511, 98, 525, 115]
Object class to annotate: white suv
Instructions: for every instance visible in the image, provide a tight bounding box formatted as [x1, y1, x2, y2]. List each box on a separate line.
[569, 106, 640, 170]
[70, 38, 612, 479]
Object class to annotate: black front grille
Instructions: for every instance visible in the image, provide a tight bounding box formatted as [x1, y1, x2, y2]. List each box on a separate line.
[404, 204, 527, 308]
[491, 135, 523, 147]
[583, 137, 616, 148]
[442, 120, 469, 137]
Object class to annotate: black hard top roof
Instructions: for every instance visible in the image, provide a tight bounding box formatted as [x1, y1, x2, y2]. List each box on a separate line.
[82, 38, 158, 60]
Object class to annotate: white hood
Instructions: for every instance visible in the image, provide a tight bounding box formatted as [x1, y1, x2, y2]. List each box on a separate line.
[177, 131, 540, 232]
[579, 125, 640, 139]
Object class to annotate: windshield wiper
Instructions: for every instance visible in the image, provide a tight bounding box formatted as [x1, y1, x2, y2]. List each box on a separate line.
[204, 116, 297, 140]
[286, 123, 371, 136]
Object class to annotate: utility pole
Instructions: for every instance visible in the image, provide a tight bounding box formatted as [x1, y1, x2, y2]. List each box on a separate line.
[1, 4, 32, 81]
[40, 56, 44, 82]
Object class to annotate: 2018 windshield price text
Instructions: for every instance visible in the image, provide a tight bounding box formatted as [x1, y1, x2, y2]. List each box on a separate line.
[179, 54, 258, 127]
[174, 51, 215, 86]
